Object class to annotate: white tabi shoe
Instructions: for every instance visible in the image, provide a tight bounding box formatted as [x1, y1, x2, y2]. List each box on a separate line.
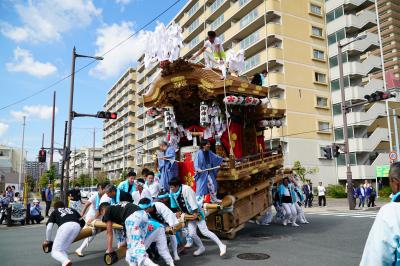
[193, 246, 206, 256]
[292, 222, 300, 227]
[173, 253, 180, 261]
[219, 244, 227, 257]
[75, 249, 84, 257]
[283, 220, 288, 226]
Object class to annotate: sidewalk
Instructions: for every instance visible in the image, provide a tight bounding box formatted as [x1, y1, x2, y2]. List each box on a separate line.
[303, 197, 389, 213]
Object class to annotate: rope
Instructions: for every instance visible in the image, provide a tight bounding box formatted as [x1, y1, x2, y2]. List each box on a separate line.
[222, 78, 234, 157]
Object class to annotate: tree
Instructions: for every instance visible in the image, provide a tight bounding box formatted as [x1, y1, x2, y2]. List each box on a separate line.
[95, 171, 108, 184]
[293, 161, 318, 182]
[77, 174, 91, 187]
[26, 175, 34, 192]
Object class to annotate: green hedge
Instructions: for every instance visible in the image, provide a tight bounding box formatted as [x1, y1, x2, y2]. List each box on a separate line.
[326, 185, 347, 198]
[378, 186, 392, 198]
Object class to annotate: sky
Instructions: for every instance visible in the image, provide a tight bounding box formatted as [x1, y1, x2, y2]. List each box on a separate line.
[0, 0, 186, 161]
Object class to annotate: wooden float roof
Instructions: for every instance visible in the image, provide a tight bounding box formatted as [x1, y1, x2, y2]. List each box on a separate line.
[143, 59, 270, 108]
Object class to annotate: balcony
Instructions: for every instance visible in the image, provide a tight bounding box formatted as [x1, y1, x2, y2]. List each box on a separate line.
[137, 107, 145, 118]
[331, 79, 383, 103]
[269, 98, 286, 110]
[328, 32, 379, 57]
[327, 10, 376, 36]
[333, 102, 386, 127]
[266, 72, 284, 87]
[329, 56, 381, 81]
[348, 127, 389, 153]
[267, 47, 283, 68]
[325, 0, 374, 14]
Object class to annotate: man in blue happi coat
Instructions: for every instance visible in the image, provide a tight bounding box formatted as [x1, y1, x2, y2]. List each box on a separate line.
[157, 141, 178, 192]
[117, 170, 136, 195]
[194, 139, 223, 203]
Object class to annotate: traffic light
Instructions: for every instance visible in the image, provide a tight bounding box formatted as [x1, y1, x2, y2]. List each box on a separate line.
[323, 146, 332, 159]
[63, 148, 72, 162]
[96, 111, 117, 119]
[38, 149, 46, 163]
[364, 91, 395, 103]
[332, 144, 340, 158]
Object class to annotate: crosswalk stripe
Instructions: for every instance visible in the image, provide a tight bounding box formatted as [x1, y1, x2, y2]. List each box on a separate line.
[306, 211, 377, 219]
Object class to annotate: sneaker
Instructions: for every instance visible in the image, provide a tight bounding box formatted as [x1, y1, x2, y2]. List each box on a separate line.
[292, 223, 300, 227]
[219, 244, 227, 257]
[173, 253, 180, 261]
[193, 246, 205, 256]
[75, 249, 84, 257]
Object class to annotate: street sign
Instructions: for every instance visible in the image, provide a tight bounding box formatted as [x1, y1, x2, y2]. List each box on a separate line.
[376, 165, 390, 177]
[389, 151, 398, 161]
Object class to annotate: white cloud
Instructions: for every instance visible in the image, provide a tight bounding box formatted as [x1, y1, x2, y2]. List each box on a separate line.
[0, 0, 101, 43]
[90, 21, 147, 79]
[115, 0, 131, 4]
[6, 47, 57, 77]
[0, 122, 9, 137]
[11, 105, 58, 120]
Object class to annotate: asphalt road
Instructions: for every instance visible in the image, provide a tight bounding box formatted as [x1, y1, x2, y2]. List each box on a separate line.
[0, 211, 374, 266]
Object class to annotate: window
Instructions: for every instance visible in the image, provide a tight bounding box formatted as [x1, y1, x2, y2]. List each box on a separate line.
[332, 103, 341, 115]
[314, 72, 326, 83]
[244, 54, 260, 72]
[211, 14, 224, 30]
[326, 6, 344, 23]
[334, 127, 354, 141]
[188, 18, 200, 33]
[239, 0, 249, 7]
[319, 146, 328, 158]
[313, 49, 325, 60]
[210, 0, 224, 13]
[189, 35, 200, 49]
[336, 153, 356, 166]
[316, 96, 328, 108]
[329, 52, 348, 68]
[330, 76, 350, 91]
[328, 29, 346, 45]
[240, 9, 258, 29]
[188, 1, 200, 17]
[311, 26, 323, 37]
[318, 121, 330, 132]
[310, 4, 322, 15]
[240, 30, 260, 50]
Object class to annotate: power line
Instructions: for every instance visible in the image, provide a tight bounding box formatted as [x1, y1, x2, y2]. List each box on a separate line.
[0, 0, 182, 111]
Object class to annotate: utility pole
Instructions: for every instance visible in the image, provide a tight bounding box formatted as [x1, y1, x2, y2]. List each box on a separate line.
[393, 109, 400, 161]
[374, 0, 393, 154]
[64, 47, 76, 202]
[92, 128, 95, 188]
[338, 41, 355, 210]
[60, 121, 67, 204]
[18, 116, 26, 193]
[50, 91, 56, 169]
[123, 121, 126, 172]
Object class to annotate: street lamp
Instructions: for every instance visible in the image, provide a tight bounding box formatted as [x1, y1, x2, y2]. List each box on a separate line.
[63, 47, 103, 204]
[337, 34, 367, 210]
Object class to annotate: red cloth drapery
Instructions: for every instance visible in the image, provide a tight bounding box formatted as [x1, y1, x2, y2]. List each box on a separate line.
[220, 122, 243, 158]
[178, 153, 196, 191]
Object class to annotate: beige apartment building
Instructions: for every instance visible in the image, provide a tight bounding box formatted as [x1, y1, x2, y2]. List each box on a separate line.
[68, 147, 103, 178]
[135, 0, 337, 184]
[103, 68, 137, 178]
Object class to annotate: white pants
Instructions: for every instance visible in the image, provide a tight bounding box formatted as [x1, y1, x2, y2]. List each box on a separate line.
[52, 222, 81, 265]
[295, 202, 307, 223]
[281, 203, 297, 224]
[187, 220, 224, 251]
[76, 212, 97, 253]
[169, 235, 179, 258]
[204, 52, 227, 78]
[144, 227, 174, 266]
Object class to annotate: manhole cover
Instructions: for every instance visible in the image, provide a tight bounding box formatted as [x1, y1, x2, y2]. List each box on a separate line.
[237, 253, 270, 260]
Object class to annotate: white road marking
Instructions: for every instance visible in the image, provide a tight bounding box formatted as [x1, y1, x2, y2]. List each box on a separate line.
[306, 211, 377, 219]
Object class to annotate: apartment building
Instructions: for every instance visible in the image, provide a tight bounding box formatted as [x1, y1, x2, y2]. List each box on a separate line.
[370, 0, 400, 79]
[325, 0, 394, 182]
[135, 0, 336, 184]
[25, 161, 46, 180]
[68, 147, 103, 178]
[103, 68, 137, 178]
